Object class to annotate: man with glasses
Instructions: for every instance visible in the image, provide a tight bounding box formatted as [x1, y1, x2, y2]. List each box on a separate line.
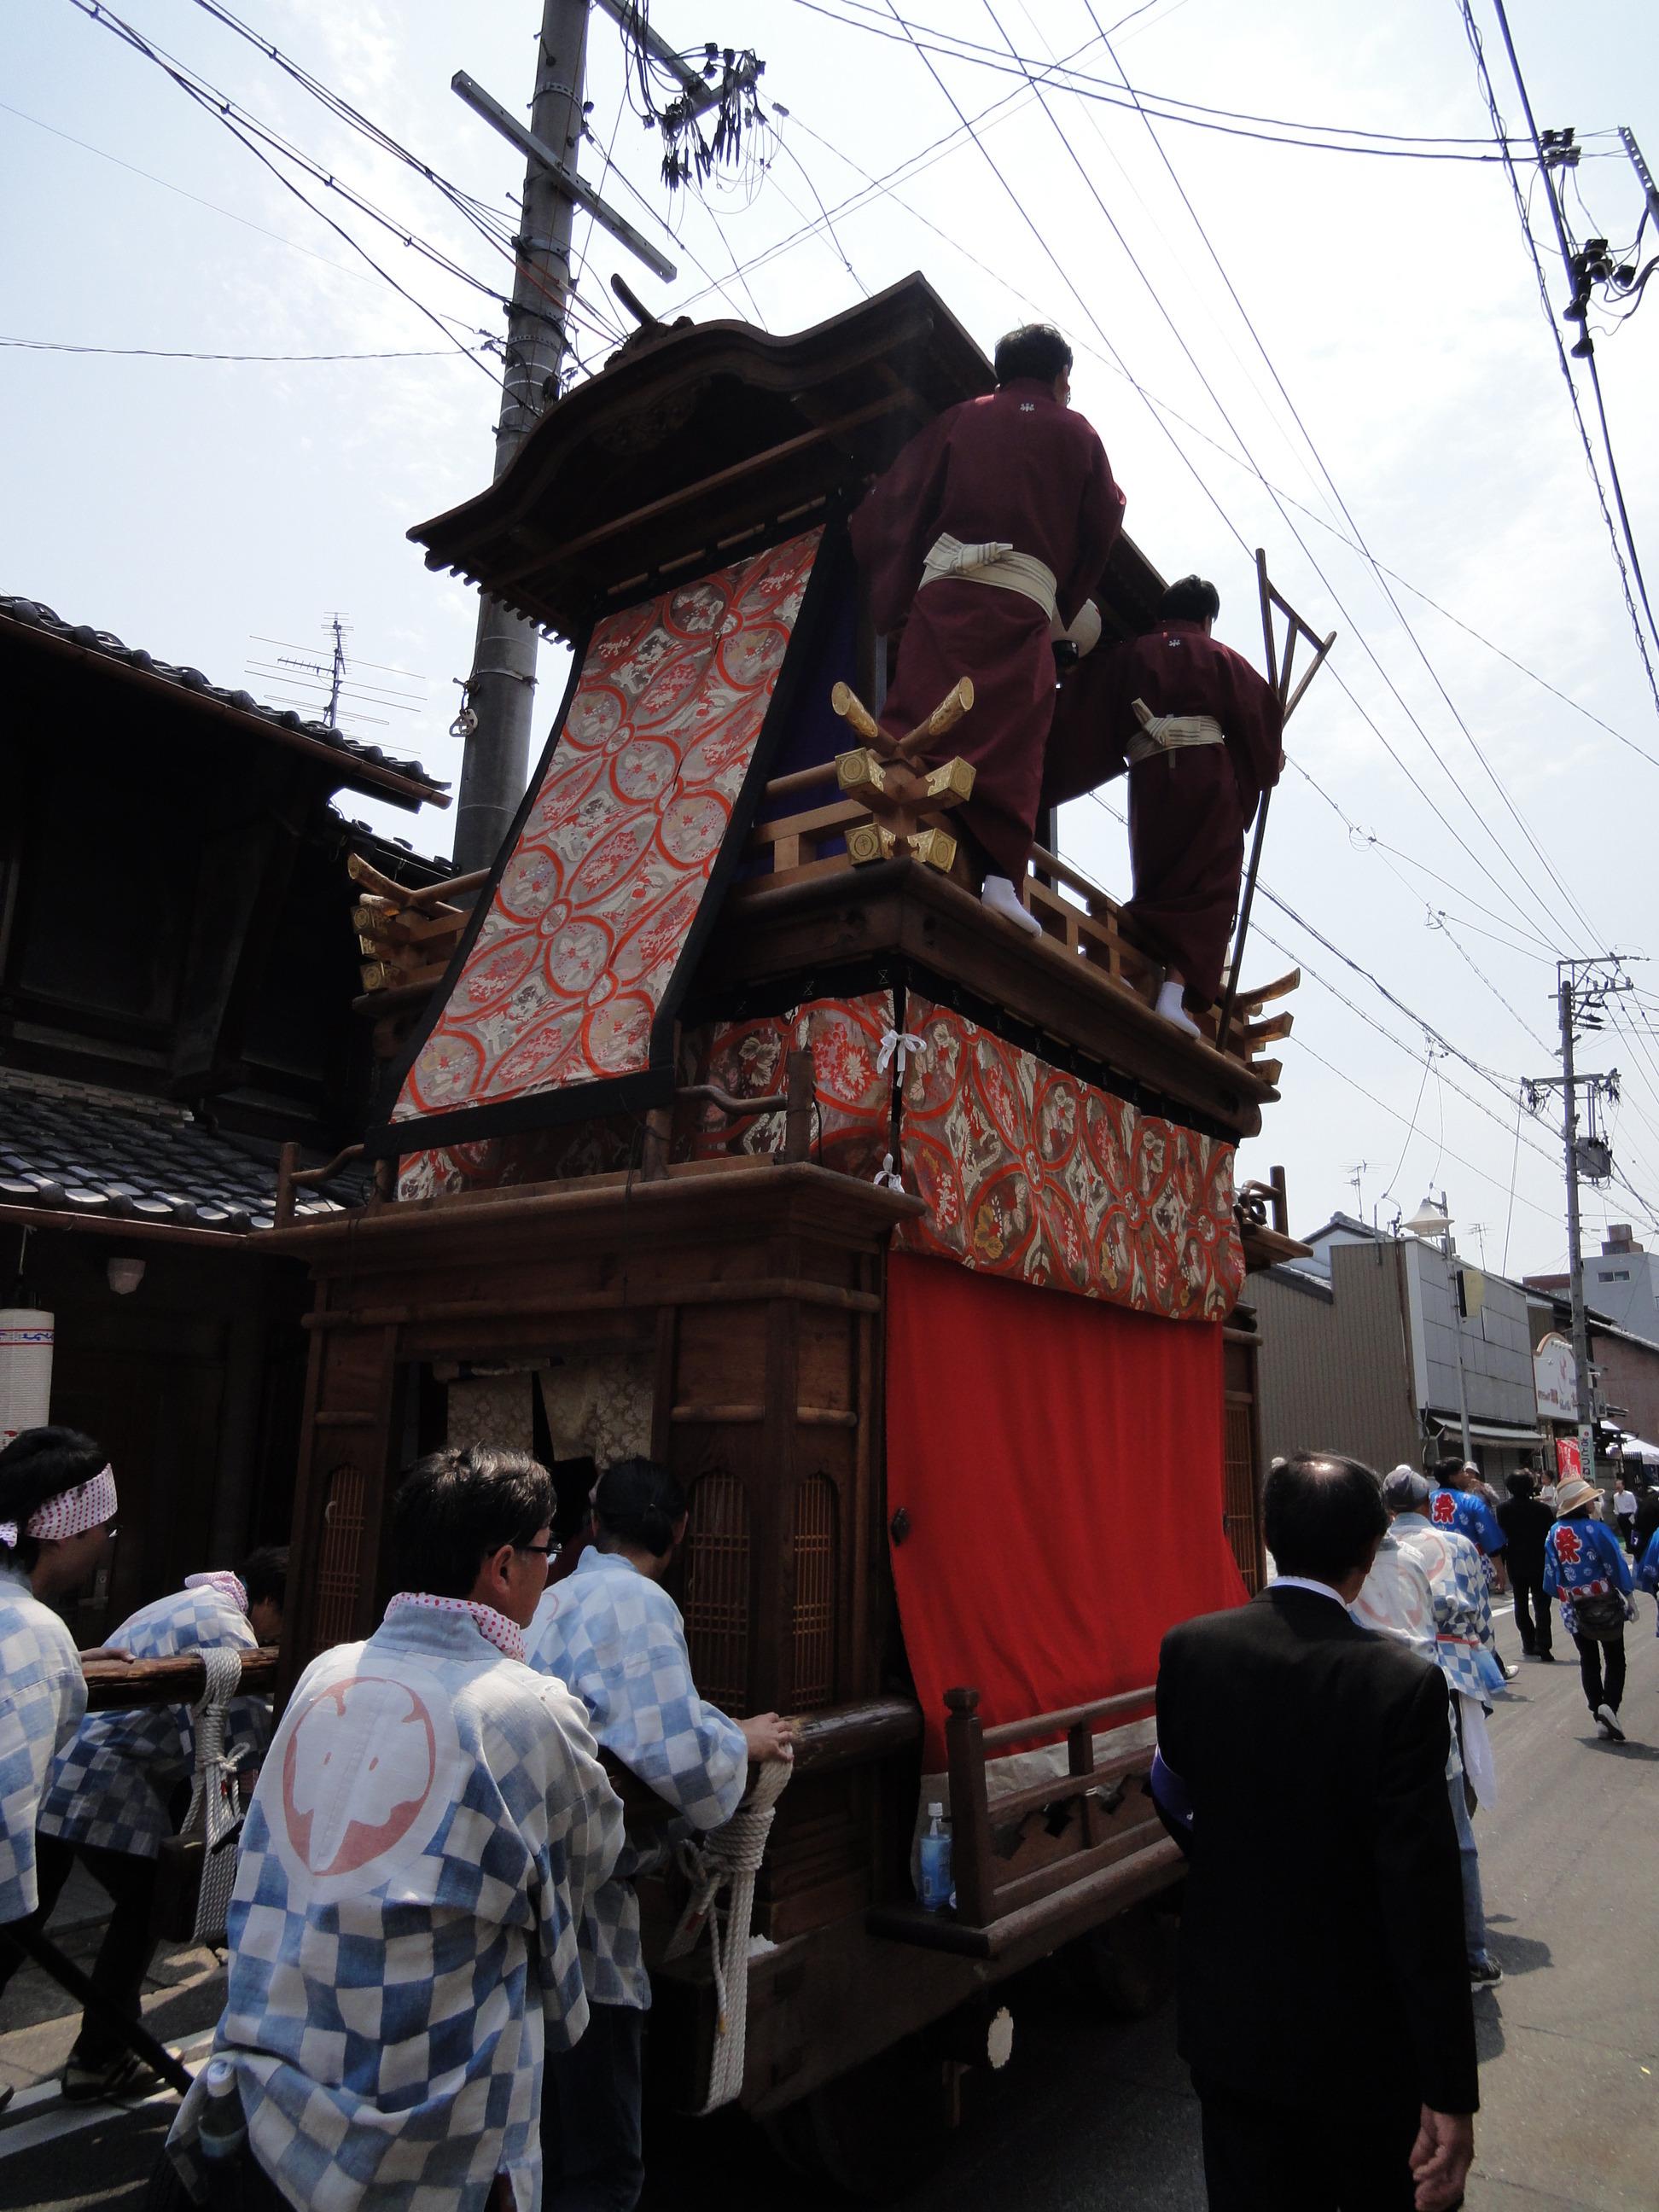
[166, 1444, 623, 2212]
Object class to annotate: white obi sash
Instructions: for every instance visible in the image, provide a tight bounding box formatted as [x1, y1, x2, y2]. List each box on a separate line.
[1126, 694, 1225, 765]
[918, 532, 1058, 623]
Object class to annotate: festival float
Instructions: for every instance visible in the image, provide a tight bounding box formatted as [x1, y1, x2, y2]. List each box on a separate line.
[258, 272, 1321, 2190]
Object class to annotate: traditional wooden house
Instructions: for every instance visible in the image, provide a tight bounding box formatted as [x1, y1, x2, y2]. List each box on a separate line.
[0, 596, 450, 1636]
[262, 274, 1307, 2185]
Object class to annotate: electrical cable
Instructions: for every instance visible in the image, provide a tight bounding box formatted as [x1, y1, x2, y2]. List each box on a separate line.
[1460, 0, 1659, 706]
[0, 336, 454, 361]
[784, 1, 1592, 161]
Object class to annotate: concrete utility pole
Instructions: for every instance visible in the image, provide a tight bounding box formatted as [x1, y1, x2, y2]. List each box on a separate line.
[452, 0, 591, 874]
[1442, 1189, 1476, 1469]
[1558, 973, 1597, 1482]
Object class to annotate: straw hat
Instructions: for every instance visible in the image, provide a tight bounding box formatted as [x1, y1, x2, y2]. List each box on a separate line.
[1554, 1476, 1599, 1516]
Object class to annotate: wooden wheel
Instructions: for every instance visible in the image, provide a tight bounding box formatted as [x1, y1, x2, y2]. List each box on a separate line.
[1067, 1895, 1180, 2019]
[763, 2037, 954, 2201]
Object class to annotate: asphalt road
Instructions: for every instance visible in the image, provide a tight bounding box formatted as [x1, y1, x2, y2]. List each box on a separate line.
[3, 1600, 1656, 2212]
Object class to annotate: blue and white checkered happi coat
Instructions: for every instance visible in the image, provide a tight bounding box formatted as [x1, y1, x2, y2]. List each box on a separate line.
[0, 1558, 86, 1923]
[527, 1547, 748, 2010]
[38, 1582, 265, 1860]
[166, 1604, 623, 2212]
[1394, 1517, 1508, 1703]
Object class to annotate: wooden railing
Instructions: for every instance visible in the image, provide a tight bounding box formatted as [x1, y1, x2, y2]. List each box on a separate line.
[82, 1647, 280, 1711]
[867, 1682, 1180, 1959]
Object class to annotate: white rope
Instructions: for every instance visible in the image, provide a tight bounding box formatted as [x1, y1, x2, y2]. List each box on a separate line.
[661, 1754, 793, 2112]
[184, 1646, 246, 1947]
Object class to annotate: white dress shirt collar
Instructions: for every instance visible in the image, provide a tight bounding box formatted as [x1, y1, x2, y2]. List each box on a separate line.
[1271, 1575, 1350, 1609]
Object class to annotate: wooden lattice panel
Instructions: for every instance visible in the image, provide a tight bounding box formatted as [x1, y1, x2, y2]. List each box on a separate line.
[311, 1463, 367, 1651]
[1223, 1401, 1260, 1592]
[683, 1471, 750, 1717]
[791, 1474, 838, 1711]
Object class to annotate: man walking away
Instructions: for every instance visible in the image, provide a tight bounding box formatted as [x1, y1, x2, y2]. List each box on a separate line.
[1544, 1476, 1634, 1742]
[1633, 1475, 1659, 1561]
[1497, 1474, 1555, 1662]
[1154, 1453, 1476, 2212]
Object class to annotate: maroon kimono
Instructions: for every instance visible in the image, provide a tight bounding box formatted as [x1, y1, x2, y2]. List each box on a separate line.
[1040, 621, 1283, 1002]
[848, 379, 1125, 881]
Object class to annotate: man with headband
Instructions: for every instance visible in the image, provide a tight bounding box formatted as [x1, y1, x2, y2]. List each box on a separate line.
[32, 1547, 288, 2100]
[0, 1426, 118, 2112]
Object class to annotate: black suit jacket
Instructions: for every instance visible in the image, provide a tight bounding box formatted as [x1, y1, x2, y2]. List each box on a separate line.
[1496, 1493, 1554, 1581]
[1157, 1586, 1478, 2116]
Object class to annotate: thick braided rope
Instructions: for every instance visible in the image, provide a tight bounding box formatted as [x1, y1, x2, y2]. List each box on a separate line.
[661, 1755, 793, 2112]
[185, 1645, 245, 1947]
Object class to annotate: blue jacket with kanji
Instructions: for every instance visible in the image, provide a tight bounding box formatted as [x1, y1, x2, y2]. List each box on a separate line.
[1428, 1487, 1506, 1553]
[1543, 1514, 1632, 1639]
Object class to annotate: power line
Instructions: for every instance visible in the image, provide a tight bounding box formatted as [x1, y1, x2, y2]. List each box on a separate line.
[784, 2, 1604, 162]
[0, 336, 455, 361]
[1458, 0, 1659, 713]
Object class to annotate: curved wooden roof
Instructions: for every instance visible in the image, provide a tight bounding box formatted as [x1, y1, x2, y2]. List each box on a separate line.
[410, 272, 1165, 642]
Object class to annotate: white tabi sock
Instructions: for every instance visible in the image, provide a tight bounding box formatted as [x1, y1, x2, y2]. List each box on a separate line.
[1156, 978, 1202, 1037]
[981, 874, 1044, 939]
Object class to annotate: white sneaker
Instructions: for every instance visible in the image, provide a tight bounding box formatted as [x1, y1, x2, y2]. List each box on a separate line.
[1597, 1703, 1625, 1742]
[1156, 979, 1202, 1037]
[981, 874, 1044, 939]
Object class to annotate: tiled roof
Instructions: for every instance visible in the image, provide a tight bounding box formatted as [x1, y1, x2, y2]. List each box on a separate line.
[0, 1069, 364, 1234]
[0, 596, 448, 803]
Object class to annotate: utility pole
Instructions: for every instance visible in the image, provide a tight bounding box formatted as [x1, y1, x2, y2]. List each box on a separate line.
[1557, 972, 1597, 1481]
[452, 0, 591, 874]
[1524, 960, 1628, 1486]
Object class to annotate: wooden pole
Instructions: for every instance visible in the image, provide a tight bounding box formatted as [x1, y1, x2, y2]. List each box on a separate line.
[1215, 555, 1334, 1057]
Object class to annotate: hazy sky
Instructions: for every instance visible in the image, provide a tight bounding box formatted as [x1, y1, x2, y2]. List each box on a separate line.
[6, 0, 1658, 1281]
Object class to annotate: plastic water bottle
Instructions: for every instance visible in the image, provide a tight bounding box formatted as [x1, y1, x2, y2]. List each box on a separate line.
[197, 2056, 247, 2165]
[917, 1802, 952, 1912]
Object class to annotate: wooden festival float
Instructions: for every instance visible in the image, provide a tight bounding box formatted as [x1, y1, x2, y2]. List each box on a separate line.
[259, 274, 1322, 2189]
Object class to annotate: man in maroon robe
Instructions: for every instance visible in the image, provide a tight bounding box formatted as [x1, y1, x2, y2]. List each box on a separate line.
[1040, 575, 1284, 1033]
[848, 323, 1126, 938]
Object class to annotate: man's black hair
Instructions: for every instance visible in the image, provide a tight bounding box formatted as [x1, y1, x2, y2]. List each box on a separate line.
[240, 1545, 289, 1611]
[0, 1426, 108, 1572]
[391, 1445, 554, 1599]
[1263, 1453, 1388, 1586]
[992, 323, 1073, 387]
[1158, 575, 1221, 626]
[593, 1456, 687, 1559]
[1505, 1472, 1536, 1498]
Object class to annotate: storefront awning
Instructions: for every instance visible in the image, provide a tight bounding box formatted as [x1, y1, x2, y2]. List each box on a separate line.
[1429, 1413, 1544, 1448]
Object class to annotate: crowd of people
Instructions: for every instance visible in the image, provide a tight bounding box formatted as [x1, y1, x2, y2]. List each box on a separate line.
[5, 1406, 1656, 2212]
[0, 1426, 792, 2212]
[1155, 1445, 1657, 2212]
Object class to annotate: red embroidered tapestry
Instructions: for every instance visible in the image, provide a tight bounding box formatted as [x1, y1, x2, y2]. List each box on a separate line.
[391, 529, 823, 1130]
[886, 1253, 1249, 1768]
[895, 994, 1243, 1320]
[684, 992, 894, 1179]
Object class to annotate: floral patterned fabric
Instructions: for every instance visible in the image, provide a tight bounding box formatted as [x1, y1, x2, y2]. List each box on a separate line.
[684, 992, 894, 1179]
[894, 995, 1243, 1319]
[392, 530, 823, 1131]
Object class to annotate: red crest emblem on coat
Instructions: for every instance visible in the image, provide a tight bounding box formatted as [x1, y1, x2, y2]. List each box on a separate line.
[1430, 1493, 1457, 1526]
[1553, 1525, 1581, 1566]
[282, 1675, 438, 1878]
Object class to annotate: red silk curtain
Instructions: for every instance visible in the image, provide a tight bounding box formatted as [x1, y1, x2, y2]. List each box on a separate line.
[886, 1252, 1249, 1768]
